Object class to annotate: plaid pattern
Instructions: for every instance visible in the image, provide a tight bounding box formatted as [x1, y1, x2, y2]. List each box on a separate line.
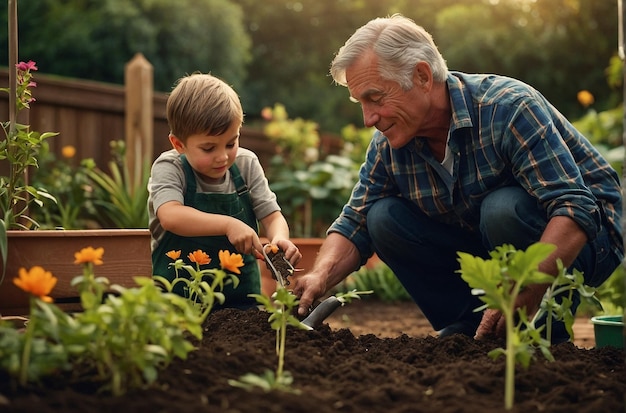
[330, 72, 622, 259]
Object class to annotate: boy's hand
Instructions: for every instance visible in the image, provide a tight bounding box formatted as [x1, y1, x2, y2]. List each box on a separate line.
[225, 220, 264, 257]
[272, 239, 302, 267]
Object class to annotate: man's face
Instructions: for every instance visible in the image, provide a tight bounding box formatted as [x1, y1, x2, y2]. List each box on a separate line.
[346, 51, 428, 149]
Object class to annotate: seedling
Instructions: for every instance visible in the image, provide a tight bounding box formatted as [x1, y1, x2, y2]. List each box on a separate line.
[458, 242, 603, 410]
[533, 260, 602, 343]
[229, 286, 308, 393]
[230, 285, 372, 392]
[457, 243, 558, 410]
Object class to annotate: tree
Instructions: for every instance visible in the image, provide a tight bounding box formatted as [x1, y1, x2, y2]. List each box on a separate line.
[0, 0, 251, 92]
[233, 0, 618, 132]
[432, 0, 619, 118]
[232, 0, 415, 131]
[1, 0, 619, 134]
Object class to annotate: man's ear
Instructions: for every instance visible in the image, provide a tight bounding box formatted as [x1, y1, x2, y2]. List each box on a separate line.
[413, 62, 432, 90]
[169, 134, 185, 153]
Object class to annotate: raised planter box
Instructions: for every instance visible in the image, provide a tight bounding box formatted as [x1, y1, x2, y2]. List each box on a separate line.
[0, 231, 355, 316]
[0, 229, 153, 315]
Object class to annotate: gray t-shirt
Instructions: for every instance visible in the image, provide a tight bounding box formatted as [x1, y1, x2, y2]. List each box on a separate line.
[148, 147, 280, 251]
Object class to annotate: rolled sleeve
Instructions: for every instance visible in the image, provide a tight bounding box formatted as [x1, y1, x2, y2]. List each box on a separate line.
[549, 199, 601, 242]
[327, 133, 395, 265]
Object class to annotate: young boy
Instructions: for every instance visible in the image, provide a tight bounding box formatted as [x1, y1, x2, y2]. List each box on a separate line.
[149, 73, 301, 309]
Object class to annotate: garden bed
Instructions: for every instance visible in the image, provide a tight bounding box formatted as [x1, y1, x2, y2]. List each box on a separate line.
[1, 299, 624, 413]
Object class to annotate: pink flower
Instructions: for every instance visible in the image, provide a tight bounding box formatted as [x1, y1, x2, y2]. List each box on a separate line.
[16, 60, 37, 72]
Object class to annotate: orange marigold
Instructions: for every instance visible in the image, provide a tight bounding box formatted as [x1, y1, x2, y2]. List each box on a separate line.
[61, 145, 76, 158]
[219, 250, 244, 274]
[166, 250, 181, 260]
[577, 90, 594, 108]
[13, 266, 58, 302]
[74, 246, 104, 265]
[188, 249, 211, 266]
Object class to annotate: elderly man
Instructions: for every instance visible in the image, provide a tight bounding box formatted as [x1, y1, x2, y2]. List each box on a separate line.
[293, 14, 622, 344]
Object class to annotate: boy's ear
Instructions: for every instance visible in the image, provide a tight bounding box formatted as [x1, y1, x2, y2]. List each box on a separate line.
[169, 134, 185, 153]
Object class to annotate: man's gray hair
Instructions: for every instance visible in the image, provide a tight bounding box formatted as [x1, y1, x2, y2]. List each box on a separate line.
[330, 14, 448, 90]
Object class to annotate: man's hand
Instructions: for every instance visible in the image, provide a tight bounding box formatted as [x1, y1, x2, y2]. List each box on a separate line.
[291, 233, 361, 316]
[475, 308, 504, 339]
[292, 272, 328, 316]
[474, 283, 549, 340]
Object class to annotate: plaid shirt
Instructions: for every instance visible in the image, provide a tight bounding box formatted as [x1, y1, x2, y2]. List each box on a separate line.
[330, 72, 623, 262]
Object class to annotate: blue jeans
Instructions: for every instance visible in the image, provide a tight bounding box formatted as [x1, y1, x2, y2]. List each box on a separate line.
[367, 187, 622, 339]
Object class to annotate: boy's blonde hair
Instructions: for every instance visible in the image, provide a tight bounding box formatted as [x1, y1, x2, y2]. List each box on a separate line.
[166, 73, 244, 141]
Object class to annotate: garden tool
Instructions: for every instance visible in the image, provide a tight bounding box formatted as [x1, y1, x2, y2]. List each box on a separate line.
[262, 243, 295, 289]
[261, 243, 342, 328]
[301, 295, 343, 328]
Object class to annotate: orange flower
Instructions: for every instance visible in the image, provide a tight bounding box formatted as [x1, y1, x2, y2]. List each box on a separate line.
[166, 250, 181, 260]
[260, 106, 273, 120]
[13, 266, 58, 302]
[188, 249, 211, 266]
[269, 244, 279, 254]
[61, 145, 76, 158]
[219, 250, 244, 274]
[74, 247, 104, 265]
[577, 90, 594, 108]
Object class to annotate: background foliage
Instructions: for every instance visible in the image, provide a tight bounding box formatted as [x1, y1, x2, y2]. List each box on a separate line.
[0, 0, 620, 133]
[0, 0, 250, 92]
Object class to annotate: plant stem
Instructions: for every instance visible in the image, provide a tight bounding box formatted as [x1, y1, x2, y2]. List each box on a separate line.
[4, 0, 18, 221]
[504, 277, 524, 411]
[276, 305, 287, 381]
[504, 308, 515, 410]
[19, 297, 35, 386]
[8, 0, 17, 131]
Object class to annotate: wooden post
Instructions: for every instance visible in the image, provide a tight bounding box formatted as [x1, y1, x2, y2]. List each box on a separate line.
[618, 0, 626, 351]
[8, 0, 17, 131]
[124, 53, 153, 194]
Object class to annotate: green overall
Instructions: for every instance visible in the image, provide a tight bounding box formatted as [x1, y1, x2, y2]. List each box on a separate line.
[152, 155, 261, 309]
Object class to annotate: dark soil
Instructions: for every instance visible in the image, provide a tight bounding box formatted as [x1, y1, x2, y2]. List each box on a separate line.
[1, 299, 624, 413]
[264, 247, 296, 287]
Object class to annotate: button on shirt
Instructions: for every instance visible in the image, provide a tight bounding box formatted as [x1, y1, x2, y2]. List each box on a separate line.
[329, 72, 622, 263]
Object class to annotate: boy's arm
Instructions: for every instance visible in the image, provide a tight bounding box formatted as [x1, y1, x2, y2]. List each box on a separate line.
[157, 201, 264, 256]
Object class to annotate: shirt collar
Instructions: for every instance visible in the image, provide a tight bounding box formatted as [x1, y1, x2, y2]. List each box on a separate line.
[446, 72, 474, 133]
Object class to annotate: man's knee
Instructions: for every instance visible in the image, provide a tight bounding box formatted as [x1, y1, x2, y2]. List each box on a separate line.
[480, 187, 545, 249]
[367, 197, 408, 239]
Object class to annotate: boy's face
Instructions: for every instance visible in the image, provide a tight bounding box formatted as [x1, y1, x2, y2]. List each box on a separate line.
[169, 122, 240, 183]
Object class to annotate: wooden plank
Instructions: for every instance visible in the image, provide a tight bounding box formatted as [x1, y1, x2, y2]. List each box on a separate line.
[0, 68, 276, 172]
[0, 229, 153, 316]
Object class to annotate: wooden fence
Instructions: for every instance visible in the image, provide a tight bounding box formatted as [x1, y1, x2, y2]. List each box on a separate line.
[0, 55, 275, 173]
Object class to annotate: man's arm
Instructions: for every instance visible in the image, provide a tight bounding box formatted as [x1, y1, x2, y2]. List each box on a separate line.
[293, 232, 362, 316]
[475, 215, 588, 339]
